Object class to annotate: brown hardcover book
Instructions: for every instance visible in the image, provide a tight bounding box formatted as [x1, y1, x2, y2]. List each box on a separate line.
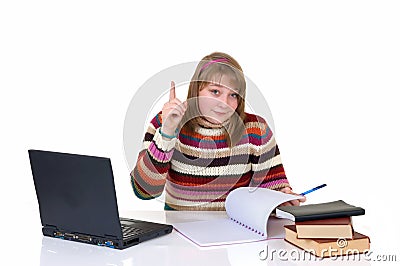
[284, 225, 370, 258]
[295, 217, 353, 239]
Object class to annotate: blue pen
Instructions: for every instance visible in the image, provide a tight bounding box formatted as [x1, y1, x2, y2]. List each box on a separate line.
[300, 184, 327, 196]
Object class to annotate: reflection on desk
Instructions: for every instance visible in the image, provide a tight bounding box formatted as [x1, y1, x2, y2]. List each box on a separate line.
[40, 234, 232, 266]
[39, 211, 372, 266]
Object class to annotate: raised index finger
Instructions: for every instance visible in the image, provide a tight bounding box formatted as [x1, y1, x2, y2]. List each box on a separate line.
[169, 81, 176, 102]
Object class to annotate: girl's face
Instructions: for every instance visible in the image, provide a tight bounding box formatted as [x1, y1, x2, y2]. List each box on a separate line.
[198, 75, 239, 124]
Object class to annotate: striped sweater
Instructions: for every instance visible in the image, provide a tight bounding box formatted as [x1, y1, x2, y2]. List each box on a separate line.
[130, 112, 290, 211]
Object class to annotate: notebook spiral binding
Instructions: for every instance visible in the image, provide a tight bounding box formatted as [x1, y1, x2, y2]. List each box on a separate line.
[230, 218, 265, 237]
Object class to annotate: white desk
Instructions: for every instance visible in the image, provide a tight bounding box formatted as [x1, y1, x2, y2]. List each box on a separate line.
[36, 211, 376, 266]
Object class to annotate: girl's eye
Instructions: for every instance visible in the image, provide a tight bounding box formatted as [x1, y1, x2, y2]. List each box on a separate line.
[211, 89, 219, 95]
[231, 93, 239, 98]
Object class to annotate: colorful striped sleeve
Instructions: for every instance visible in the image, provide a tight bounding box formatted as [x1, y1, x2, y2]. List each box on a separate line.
[130, 113, 176, 199]
[247, 114, 291, 190]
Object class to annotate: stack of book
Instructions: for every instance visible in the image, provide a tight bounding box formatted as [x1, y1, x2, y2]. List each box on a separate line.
[276, 200, 370, 258]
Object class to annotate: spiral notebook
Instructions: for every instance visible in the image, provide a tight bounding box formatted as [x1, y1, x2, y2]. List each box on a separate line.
[172, 188, 303, 247]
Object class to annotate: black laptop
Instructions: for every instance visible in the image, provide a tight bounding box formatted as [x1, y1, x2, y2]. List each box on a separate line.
[28, 149, 173, 249]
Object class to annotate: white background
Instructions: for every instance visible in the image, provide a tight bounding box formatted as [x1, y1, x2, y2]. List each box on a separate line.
[1, 0, 399, 264]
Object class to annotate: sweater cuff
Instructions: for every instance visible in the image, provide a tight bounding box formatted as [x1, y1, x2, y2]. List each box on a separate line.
[260, 179, 291, 190]
[153, 127, 177, 152]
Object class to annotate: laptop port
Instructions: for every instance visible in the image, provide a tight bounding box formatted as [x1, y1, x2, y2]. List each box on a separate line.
[54, 232, 64, 238]
[75, 234, 92, 242]
[64, 233, 75, 239]
[124, 238, 139, 246]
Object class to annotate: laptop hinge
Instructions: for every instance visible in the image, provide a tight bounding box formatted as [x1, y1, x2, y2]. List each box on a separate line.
[42, 225, 58, 237]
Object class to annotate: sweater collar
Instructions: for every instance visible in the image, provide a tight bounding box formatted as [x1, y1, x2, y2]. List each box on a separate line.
[195, 116, 230, 129]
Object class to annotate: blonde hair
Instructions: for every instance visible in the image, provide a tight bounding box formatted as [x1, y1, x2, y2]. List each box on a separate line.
[179, 52, 247, 147]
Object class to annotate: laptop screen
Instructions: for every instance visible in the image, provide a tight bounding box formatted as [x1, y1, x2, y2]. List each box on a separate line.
[29, 150, 123, 239]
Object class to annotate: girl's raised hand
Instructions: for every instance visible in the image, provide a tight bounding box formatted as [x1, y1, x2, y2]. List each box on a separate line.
[161, 81, 188, 136]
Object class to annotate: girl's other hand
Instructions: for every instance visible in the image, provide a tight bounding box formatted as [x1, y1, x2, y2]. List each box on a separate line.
[278, 187, 306, 207]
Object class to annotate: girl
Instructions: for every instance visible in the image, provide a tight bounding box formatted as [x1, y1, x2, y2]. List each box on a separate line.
[131, 52, 305, 210]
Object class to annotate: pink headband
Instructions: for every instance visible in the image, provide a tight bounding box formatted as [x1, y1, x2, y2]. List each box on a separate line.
[200, 58, 229, 72]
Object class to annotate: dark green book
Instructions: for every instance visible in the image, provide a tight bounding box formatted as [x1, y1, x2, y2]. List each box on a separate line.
[275, 200, 365, 222]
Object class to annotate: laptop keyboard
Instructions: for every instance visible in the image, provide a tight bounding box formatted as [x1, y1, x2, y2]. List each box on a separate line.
[120, 220, 157, 239]
[121, 225, 146, 238]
